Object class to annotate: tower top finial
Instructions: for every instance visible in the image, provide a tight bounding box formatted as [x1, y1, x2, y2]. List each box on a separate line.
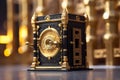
[31, 12, 36, 24]
[61, 0, 68, 23]
[61, 3, 68, 30]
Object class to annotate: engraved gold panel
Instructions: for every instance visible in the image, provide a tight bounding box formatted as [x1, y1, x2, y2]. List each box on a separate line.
[39, 27, 60, 58]
[73, 28, 82, 65]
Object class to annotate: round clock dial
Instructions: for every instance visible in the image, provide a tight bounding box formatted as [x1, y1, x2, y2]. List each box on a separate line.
[39, 27, 60, 58]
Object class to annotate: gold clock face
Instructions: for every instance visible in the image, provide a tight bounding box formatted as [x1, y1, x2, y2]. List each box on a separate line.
[39, 27, 60, 58]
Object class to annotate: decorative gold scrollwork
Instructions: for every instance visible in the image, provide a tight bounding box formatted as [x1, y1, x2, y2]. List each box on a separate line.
[39, 27, 60, 58]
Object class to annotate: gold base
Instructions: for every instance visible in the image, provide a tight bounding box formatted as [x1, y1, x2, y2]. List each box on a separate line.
[28, 66, 63, 71]
[28, 66, 90, 71]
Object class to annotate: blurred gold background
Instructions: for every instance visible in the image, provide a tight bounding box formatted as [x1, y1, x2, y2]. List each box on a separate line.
[0, 0, 120, 66]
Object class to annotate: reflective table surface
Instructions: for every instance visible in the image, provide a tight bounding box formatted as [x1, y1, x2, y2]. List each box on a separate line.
[0, 65, 120, 80]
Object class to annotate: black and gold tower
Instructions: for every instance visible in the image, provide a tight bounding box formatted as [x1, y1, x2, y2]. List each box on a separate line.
[28, 8, 88, 70]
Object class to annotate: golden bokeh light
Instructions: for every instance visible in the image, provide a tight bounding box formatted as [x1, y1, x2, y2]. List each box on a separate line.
[0, 36, 11, 44]
[19, 25, 28, 46]
[19, 25, 28, 39]
[4, 48, 12, 57]
[18, 46, 28, 54]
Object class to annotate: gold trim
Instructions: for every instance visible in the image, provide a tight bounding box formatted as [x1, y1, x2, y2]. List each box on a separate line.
[62, 62, 70, 70]
[31, 62, 36, 68]
[63, 35, 67, 38]
[61, 9, 68, 24]
[33, 57, 37, 61]
[61, 56, 70, 70]
[63, 56, 68, 61]
[29, 68, 35, 70]
[70, 41, 74, 44]
[31, 19, 86, 24]
[33, 50, 37, 53]
[37, 25, 40, 29]
[73, 28, 82, 65]
[31, 12, 36, 24]
[63, 49, 67, 51]
[59, 61, 62, 65]
[63, 28, 67, 31]
[33, 28, 37, 32]
[35, 19, 61, 23]
[31, 57, 37, 68]
[33, 31, 36, 34]
[45, 15, 50, 21]
[58, 23, 62, 27]
[36, 66, 62, 69]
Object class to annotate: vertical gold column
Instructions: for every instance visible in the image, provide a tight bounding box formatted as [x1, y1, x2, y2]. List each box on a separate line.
[7, 0, 13, 43]
[18, 0, 28, 54]
[61, 9, 70, 70]
[30, 13, 38, 68]
[61, 0, 70, 70]
[4, 0, 14, 57]
[85, 0, 96, 66]
[103, 0, 118, 65]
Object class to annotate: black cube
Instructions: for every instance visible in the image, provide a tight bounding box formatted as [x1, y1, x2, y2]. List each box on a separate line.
[29, 9, 88, 71]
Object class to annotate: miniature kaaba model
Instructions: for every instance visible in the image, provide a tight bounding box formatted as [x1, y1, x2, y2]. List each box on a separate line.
[28, 8, 88, 71]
